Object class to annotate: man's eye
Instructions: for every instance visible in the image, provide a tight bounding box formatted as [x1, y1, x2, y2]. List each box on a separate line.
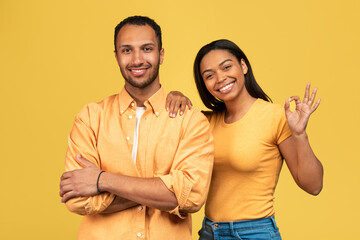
[144, 47, 152, 52]
[122, 48, 131, 53]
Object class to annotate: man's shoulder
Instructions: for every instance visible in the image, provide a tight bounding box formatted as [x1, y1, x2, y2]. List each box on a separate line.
[94, 93, 119, 109]
[81, 94, 119, 112]
[180, 106, 209, 126]
[75, 94, 120, 120]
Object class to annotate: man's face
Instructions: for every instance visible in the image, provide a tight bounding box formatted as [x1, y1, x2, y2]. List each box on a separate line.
[115, 24, 164, 89]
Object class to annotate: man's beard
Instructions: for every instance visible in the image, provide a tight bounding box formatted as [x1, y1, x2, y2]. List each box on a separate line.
[121, 61, 160, 89]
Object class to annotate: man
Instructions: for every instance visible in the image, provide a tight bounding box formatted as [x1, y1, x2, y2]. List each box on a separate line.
[59, 16, 214, 240]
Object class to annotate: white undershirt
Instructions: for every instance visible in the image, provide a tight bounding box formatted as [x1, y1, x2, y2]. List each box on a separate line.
[131, 107, 146, 163]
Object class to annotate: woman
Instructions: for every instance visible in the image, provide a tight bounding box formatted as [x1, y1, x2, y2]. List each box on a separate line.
[166, 39, 323, 240]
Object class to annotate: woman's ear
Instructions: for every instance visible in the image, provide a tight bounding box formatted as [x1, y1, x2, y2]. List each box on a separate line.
[240, 59, 248, 74]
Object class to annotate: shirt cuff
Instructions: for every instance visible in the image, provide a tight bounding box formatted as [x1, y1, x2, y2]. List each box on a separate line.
[168, 206, 188, 219]
[159, 173, 192, 219]
[84, 193, 116, 215]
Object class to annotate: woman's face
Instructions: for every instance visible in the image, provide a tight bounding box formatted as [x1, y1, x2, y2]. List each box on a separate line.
[200, 49, 248, 103]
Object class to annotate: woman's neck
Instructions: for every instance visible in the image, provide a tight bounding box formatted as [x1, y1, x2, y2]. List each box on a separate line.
[224, 92, 257, 124]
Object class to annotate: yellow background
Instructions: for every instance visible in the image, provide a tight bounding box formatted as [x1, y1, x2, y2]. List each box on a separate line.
[1, 0, 359, 239]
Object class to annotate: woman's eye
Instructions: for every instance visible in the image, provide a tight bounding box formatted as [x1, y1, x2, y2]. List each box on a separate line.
[205, 74, 213, 80]
[224, 65, 232, 70]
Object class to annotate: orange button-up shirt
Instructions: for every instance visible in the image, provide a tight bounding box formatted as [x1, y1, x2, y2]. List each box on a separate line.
[64, 87, 214, 240]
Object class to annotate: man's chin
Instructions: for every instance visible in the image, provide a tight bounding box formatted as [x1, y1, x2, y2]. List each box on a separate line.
[125, 78, 156, 89]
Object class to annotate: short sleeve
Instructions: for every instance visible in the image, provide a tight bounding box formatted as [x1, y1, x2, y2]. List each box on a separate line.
[275, 106, 292, 145]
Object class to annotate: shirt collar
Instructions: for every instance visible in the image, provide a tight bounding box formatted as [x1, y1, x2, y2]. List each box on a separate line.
[118, 86, 166, 117]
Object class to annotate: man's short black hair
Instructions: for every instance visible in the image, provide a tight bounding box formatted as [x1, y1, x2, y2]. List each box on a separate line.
[114, 16, 162, 53]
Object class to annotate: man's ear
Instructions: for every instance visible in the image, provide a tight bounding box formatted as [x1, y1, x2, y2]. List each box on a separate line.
[159, 48, 164, 65]
[114, 51, 120, 66]
[240, 58, 248, 74]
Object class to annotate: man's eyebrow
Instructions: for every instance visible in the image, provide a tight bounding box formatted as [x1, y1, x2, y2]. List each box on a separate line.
[119, 44, 132, 49]
[118, 43, 156, 49]
[201, 59, 233, 75]
[142, 43, 156, 47]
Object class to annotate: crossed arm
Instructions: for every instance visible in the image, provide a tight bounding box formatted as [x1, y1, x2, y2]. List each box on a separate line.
[60, 105, 213, 216]
[60, 155, 178, 212]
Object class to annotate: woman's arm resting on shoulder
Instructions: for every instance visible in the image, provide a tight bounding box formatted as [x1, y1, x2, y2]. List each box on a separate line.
[280, 82, 323, 195]
[166, 91, 192, 118]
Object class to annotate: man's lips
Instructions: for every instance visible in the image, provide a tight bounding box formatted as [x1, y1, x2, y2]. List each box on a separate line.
[128, 66, 150, 77]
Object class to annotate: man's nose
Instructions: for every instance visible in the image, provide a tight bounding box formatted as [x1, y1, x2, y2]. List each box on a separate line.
[131, 50, 145, 66]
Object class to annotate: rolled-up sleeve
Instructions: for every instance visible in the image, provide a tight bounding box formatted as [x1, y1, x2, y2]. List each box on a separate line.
[64, 105, 115, 215]
[159, 108, 214, 218]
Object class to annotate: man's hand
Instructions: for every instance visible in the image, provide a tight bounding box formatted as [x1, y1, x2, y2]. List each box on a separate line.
[60, 155, 102, 203]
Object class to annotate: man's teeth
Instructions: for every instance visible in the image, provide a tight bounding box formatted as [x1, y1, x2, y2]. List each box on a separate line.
[219, 82, 234, 92]
[132, 69, 145, 72]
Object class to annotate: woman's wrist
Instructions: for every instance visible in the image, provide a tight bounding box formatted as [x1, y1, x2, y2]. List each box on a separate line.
[291, 131, 308, 141]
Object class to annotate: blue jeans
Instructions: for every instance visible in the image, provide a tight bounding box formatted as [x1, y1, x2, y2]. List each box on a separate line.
[198, 216, 282, 240]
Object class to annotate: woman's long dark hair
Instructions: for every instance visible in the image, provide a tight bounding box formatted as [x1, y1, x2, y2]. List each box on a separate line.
[194, 39, 271, 111]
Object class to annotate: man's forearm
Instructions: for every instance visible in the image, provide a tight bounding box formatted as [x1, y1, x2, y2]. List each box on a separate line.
[102, 196, 139, 214]
[99, 173, 178, 211]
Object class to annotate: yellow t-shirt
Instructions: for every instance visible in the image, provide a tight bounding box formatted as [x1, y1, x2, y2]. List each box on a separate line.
[205, 98, 292, 221]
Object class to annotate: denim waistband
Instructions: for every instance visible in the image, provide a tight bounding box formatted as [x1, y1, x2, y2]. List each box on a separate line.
[203, 215, 278, 231]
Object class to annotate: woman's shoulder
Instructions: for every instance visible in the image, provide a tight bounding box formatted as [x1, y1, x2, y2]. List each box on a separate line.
[255, 99, 284, 115]
[201, 110, 225, 121]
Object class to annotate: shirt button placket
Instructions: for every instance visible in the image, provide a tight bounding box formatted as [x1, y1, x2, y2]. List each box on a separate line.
[137, 206, 145, 238]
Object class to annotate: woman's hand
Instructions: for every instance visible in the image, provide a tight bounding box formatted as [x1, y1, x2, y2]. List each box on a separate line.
[166, 91, 192, 117]
[285, 82, 321, 136]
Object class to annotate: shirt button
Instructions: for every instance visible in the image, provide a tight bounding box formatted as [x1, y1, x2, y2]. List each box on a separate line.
[120, 110, 124, 114]
[131, 102, 135, 107]
[137, 233, 142, 237]
[129, 115, 133, 119]
[155, 112, 159, 116]
[126, 136, 130, 141]
[138, 206, 143, 211]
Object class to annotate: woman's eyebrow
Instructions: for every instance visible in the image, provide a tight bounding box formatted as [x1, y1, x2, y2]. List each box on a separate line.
[201, 59, 233, 75]
[219, 59, 232, 66]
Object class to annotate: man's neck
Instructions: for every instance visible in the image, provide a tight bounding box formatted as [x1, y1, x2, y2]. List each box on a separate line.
[124, 81, 161, 107]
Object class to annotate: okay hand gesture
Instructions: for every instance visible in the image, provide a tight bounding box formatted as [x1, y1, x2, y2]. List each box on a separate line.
[284, 82, 321, 136]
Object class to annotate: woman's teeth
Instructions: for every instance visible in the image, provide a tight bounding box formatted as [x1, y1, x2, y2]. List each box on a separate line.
[219, 82, 234, 92]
